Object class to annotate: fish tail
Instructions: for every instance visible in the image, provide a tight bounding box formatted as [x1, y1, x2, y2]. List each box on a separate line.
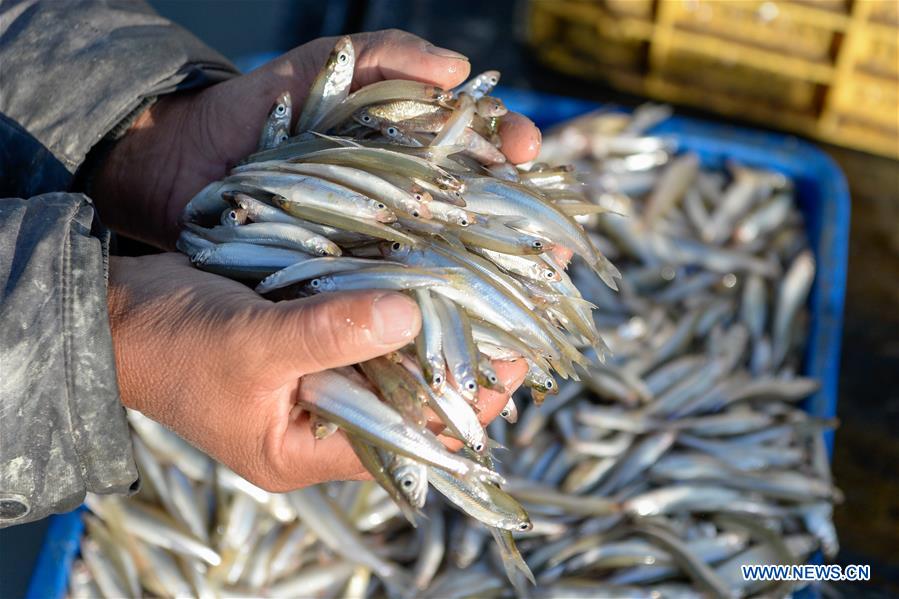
[591, 253, 622, 291]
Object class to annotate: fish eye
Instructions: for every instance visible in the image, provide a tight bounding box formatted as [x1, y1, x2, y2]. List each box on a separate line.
[376, 203, 386, 209]
[338, 52, 348, 64]
[411, 210, 420, 218]
[501, 409, 510, 418]
[278, 134, 289, 142]
[361, 114, 372, 123]
[518, 522, 532, 531]
[275, 104, 286, 115]
[544, 270, 555, 279]
[229, 210, 237, 219]
[489, 374, 498, 383]
[391, 242, 402, 251]
[413, 193, 424, 201]
[310, 279, 321, 288]
[459, 218, 469, 226]
[402, 478, 413, 488]
[474, 442, 484, 452]
[532, 241, 543, 249]
[387, 127, 398, 136]
[545, 379, 554, 389]
[466, 381, 476, 391]
[489, 76, 498, 85]
[434, 375, 443, 384]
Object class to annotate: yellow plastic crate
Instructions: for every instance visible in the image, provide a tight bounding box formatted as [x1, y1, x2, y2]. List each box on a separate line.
[665, 0, 838, 62]
[653, 46, 821, 111]
[527, 0, 899, 158]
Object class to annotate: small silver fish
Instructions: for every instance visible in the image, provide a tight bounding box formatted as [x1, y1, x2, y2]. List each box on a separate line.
[258, 92, 292, 151]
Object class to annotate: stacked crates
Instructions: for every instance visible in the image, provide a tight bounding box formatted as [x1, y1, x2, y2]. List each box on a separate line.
[528, 0, 899, 158]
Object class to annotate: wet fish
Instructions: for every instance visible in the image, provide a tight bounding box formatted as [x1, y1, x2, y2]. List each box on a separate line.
[258, 92, 292, 150]
[297, 36, 355, 132]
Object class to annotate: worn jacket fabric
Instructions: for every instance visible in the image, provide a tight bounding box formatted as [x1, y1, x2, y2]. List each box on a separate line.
[0, 0, 238, 526]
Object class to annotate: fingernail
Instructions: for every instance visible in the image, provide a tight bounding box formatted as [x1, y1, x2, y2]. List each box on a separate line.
[425, 44, 468, 61]
[372, 293, 417, 344]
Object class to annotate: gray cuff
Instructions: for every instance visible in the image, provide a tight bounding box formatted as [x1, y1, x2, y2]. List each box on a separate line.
[0, 193, 138, 527]
[0, 0, 239, 176]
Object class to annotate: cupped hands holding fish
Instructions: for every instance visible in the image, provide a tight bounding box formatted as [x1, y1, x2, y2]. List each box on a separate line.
[107, 253, 527, 491]
[98, 30, 543, 492]
[92, 29, 541, 249]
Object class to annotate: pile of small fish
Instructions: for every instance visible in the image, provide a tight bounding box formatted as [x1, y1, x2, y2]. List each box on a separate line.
[69, 41, 840, 598]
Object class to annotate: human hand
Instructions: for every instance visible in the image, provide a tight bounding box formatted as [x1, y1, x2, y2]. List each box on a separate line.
[93, 30, 542, 249]
[108, 253, 527, 490]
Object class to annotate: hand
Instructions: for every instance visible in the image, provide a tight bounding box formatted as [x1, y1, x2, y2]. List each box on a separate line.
[108, 253, 527, 490]
[93, 29, 542, 249]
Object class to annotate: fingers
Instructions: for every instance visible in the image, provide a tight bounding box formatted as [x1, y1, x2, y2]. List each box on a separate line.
[279, 412, 373, 488]
[267, 290, 421, 375]
[552, 246, 574, 267]
[498, 112, 542, 164]
[474, 359, 528, 424]
[280, 29, 470, 105]
[349, 29, 471, 91]
[433, 358, 528, 452]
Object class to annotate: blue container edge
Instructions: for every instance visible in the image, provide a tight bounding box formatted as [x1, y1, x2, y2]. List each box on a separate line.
[26, 87, 850, 599]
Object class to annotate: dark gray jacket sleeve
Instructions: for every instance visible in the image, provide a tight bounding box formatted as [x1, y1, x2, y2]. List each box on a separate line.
[0, 0, 239, 526]
[0, 193, 137, 525]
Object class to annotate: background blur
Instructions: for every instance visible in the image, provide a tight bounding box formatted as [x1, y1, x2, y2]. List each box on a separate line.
[1, 0, 896, 595]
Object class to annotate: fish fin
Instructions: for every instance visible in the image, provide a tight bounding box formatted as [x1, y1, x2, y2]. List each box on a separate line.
[423, 144, 466, 160]
[590, 253, 622, 291]
[308, 131, 362, 147]
[438, 232, 467, 252]
[486, 438, 507, 451]
[560, 296, 599, 311]
[489, 528, 537, 589]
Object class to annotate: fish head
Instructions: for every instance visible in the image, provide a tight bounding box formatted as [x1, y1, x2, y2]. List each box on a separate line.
[326, 36, 355, 90]
[421, 359, 446, 391]
[523, 233, 555, 255]
[267, 92, 292, 131]
[454, 372, 479, 403]
[405, 200, 431, 220]
[483, 70, 500, 87]
[353, 107, 379, 129]
[363, 198, 396, 223]
[379, 240, 413, 259]
[408, 186, 433, 204]
[477, 367, 504, 393]
[379, 123, 420, 147]
[501, 513, 532, 532]
[529, 262, 561, 282]
[220, 207, 248, 227]
[476, 97, 508, 118]
[306, 276, 336, 293]
[447, 208, 474, 227]
[499, 397, 518, 423]
[392, 462, 428, 508]
[436, 175, 464, 193]
[311, 238, 342, 257]
[525, 368, 557, 395]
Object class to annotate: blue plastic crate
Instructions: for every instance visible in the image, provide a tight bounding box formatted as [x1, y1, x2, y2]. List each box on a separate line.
[26, 88, 849, 599]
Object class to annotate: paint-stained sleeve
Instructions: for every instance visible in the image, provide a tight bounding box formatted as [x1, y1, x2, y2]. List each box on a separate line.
[0, 193, 138, 526]
[0, 0, 238, 183]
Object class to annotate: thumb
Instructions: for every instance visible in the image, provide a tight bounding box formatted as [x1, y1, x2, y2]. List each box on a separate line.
[266, 290, 421, 375]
